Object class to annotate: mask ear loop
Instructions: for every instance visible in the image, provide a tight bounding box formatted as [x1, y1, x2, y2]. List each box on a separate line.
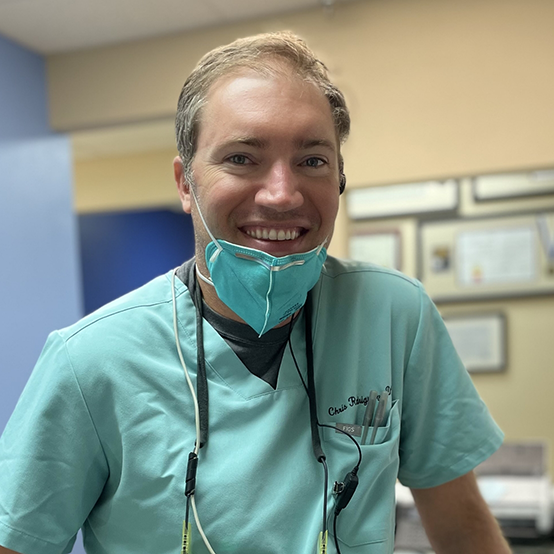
[316, 237, 328, 256]
[189, 184, 223, 263]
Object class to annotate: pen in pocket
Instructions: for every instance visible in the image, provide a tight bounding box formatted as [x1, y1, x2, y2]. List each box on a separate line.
[361, 390, 378, 445]
[368, 391, 389, 445]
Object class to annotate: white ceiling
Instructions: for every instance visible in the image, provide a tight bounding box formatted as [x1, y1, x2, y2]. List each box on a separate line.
[0, 0, 336, 54]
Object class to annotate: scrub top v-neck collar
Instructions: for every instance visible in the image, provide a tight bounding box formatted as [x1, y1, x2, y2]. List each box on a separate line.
[172, 271, 307, 400]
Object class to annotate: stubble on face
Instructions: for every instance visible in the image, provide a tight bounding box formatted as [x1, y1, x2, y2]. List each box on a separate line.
[177, 64, 341, 320]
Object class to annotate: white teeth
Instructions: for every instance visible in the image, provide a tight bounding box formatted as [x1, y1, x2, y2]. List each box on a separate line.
[245, 229, 300, 241]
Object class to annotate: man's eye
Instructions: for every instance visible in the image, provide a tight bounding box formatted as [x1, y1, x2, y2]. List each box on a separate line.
[228, 154, 249, 165]
[304, 157, 325, 168]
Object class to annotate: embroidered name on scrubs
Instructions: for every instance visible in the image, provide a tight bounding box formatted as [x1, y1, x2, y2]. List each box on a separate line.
[327, 386, 392, 417]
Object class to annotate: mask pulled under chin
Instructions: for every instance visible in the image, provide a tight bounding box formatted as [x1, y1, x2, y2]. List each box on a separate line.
[201, 239, 327, 336]
[189, 185, 327, 336]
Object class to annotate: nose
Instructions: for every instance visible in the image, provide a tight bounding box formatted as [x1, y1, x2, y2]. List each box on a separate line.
[254, 161, 304, 211]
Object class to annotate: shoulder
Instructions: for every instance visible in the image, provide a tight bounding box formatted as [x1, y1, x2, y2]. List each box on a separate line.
[321, 256, 420, 284]
[311, 256, 427, 343]
[34, 269, 192, 392]
[57, 270, 180, 346]
[319, 256, 423, 309]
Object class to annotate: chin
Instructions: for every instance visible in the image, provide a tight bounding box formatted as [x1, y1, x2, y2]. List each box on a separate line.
[259, 240, 318, 258]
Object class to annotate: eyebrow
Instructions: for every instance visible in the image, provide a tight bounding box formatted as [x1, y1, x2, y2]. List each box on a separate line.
[221, 136, 337, 152]
[228, 136, 267, 149]
[297, 138, 337, 152]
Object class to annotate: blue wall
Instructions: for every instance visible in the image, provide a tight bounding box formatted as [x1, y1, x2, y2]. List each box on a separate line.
[0, 35, 197, 553]
[0, 32, 83, 554]
[0, 35, 51, 140]
[79, 209, 195, 314]
[0, 32, 82, 462]
[0, 34, 198, 553]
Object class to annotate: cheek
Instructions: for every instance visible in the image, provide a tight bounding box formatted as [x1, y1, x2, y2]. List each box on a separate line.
[207, 181, 253, 222]
[196, 190, 239, 238]
[317, 193, 340, 228]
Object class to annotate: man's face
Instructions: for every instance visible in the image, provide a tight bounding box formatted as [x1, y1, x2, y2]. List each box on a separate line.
[175, 67, 341, 277]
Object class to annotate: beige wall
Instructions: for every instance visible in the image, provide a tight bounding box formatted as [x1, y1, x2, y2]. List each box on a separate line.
[429, 188, 554, 474]
[53, 0, 554, 472]
[52, 0, 554, 184]
[74, 149, 178, 213]
[440, 296, 554, 464]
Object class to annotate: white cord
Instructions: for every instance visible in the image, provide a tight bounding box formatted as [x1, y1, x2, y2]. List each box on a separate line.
[171, 269, 218, 554]
[172, 269, 201, 454]
[191, 496, 217, 554]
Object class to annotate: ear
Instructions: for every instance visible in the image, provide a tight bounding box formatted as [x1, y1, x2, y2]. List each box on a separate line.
[339, 171, 346, 195]
[173, 156, 192, 214]
[338, 157, 346, 195]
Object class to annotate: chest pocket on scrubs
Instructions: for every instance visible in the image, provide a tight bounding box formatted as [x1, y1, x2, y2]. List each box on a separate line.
[322, 399, 401, 551]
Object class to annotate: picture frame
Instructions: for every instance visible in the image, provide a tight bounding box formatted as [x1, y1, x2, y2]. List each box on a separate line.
[473, 169, 554, 202]
[348, 229, 402, 270]
[418, 212, 554, 302]
[442, 312, 507, 373]
[346, 180, 458, 220]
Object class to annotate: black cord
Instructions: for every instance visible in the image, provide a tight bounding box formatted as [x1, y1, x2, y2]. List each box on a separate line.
[319, 424, 362, 469]
[287, 316, 308, 395]
[321, 457, 329, 538]
[287, 323, 363, 469]
[287, 306, 362, 554]
[303, 295, 326, 464]
[333, 513, 342, 554]
[194, 278, 209, 448]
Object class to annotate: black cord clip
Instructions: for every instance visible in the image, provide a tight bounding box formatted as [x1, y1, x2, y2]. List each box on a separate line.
[333, 469, 359, 515]
[185, 452, 198, 497]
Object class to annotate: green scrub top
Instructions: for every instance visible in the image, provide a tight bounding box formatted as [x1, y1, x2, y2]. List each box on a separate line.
[0, 257, 503, 554]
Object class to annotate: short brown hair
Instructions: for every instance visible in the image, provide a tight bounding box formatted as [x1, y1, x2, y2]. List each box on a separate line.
[175, 31, 350, 183]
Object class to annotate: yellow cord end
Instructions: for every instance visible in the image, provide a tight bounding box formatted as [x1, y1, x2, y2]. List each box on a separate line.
[318, 530, 328, 554]
[181, 520, 191, 554]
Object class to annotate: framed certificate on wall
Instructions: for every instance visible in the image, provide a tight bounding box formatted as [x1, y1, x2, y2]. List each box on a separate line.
[419, 212, 554, 301]
[443, 313, 506, 373]
[349, 229, 401, 270]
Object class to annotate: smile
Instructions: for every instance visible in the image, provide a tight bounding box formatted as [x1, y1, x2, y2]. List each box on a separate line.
[244, 228, 301, 241]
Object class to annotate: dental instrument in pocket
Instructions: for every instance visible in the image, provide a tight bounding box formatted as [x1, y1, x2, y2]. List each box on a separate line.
[361, 390, 378, 445]
[369, 391, 389, 446]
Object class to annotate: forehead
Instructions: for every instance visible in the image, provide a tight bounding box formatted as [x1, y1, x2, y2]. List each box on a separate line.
[196, 66, 337, 146]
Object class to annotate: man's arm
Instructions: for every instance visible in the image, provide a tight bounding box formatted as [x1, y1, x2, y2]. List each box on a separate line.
[0, 547, 21, 554]
[411, 470, 512, 554]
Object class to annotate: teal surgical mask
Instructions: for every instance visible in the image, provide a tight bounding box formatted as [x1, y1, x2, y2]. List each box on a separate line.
[191, 187, 327, 336]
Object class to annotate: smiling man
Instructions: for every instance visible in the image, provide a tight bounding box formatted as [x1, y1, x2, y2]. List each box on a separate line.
[174, 62, 341, 329]
[0, 32, 511, 554]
